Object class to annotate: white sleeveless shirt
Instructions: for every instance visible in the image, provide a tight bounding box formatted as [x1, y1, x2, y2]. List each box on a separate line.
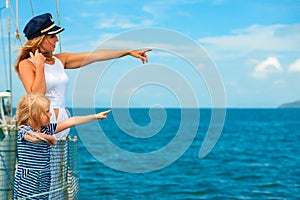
[43, 56, 69, 108]
[44, 57, 70, 139]
[28, 56, 69, 108]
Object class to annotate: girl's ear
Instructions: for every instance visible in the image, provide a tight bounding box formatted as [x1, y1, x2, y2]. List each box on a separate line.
[31, 113, 37, 120]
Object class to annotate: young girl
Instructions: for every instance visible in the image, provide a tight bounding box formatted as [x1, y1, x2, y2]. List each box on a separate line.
[14, 93, 111, 199]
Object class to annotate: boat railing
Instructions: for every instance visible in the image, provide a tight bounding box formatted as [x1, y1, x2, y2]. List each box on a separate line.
[0, 134, 80, 200]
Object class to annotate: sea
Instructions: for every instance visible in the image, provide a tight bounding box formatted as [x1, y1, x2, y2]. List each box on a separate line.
[68, 108, 300, 200]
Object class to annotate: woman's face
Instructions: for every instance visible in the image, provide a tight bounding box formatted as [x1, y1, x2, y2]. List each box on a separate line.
[39, 34, 59, 53]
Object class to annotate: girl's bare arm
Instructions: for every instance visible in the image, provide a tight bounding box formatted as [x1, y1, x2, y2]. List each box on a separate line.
[55, 110, 111, 133]
[23, 131, 57, 146]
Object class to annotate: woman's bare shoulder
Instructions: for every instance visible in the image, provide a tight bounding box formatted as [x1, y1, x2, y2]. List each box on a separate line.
[54, 53, 72, 64]
[19, 59, 35, 69]
[18, 59, 37, 77]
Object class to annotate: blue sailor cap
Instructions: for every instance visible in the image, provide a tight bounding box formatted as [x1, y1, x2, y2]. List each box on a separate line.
[23, 13, 64, 40]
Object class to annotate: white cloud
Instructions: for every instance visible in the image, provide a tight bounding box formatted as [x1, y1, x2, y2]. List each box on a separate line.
[273, 80, 285, 86]
[97, 17, 138, 29]
[288, 59, 300, 72]
[142, 1, 200, 19]
[95, 13, 155, 29]
[251, 57, 283, 79]
[199, 24, 300, 59]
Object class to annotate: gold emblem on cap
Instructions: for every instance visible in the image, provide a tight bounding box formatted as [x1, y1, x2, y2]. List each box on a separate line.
[50, 16, 54, 22]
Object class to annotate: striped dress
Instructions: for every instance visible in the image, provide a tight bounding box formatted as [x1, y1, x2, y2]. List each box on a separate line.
[14, 123, 57, 200]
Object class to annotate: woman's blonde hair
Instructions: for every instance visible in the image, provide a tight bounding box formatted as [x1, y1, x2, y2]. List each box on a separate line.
[16, 93, 50, 127]
[14, 35, 46, 75]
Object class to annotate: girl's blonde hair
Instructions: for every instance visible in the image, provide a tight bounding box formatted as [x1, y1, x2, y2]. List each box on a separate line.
[16, 93, 50, 127]
[14, 35, 46, 75]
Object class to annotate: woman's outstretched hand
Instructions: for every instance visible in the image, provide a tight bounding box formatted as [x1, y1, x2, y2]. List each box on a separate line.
[129, 49, 152, 64]
[96, 110, 112, 120]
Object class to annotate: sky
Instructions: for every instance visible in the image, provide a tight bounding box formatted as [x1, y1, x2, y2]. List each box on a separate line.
[1, 0, 300, 108]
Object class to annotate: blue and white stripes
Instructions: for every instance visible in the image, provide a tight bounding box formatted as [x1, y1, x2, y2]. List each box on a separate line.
[14, 123, 57, 200]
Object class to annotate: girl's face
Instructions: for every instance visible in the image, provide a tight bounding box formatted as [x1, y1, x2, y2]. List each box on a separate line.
[40, 103, 52, 126]
[39, 34, 58, 53]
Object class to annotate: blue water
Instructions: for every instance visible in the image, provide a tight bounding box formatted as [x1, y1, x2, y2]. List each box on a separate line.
[69, 108, 300, 199]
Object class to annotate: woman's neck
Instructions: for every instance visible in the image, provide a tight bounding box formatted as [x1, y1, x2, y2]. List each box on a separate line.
[43, 52, 53, 59]
[42, 52, 55, 63]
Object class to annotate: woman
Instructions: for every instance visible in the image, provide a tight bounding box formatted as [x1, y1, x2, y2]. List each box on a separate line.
[14, 13, 151, 199]
[15, 13, 151, 139]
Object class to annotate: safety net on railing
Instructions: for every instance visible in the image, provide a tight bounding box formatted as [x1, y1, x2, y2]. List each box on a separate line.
[0, 129, 80, 200]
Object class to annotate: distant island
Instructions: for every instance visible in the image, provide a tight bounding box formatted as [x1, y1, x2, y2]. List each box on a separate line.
[278, 100, 300, 108]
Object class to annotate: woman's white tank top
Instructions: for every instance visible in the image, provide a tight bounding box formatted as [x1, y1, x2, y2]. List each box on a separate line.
[44, 56, 69, 108]
[28, 56, 69, 108]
